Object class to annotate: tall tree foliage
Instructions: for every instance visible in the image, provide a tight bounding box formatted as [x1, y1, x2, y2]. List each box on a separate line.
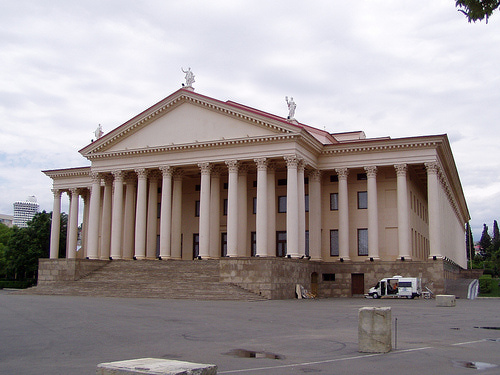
[456, 0, 500, 23]
[492, 220, 500, 252]
[466, 222, 474, 263]
[480, 224, 492, 257]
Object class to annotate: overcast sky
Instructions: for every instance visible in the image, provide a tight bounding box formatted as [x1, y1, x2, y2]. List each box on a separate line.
[1, 0, 499, 239]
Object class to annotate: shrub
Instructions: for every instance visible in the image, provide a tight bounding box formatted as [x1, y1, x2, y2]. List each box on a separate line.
[479, 275, 493, 294]
[0, 280, 35, 289]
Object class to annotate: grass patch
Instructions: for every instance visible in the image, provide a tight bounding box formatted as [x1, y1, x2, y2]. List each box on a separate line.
[479, 277, 500, 297]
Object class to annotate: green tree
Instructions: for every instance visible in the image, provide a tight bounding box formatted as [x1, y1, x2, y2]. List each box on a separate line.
[4, 211, 52, 281]
[492, 220, 500, 252]
[466, 222, 475, 267]
[456, 0, 500, 23]
[479, 223, 492, 257]
[0, 223, 13, 278]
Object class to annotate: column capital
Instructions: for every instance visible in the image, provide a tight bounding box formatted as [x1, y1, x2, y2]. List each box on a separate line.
[159, 165, 172, 175]
[394, 163, 408, 176]
[51, 188, 61, 197]
[112, 170, 124, 181]
[254, 158, 268, 170]
[297, 159, 306, 173]
[238, 164, 249, 175]
[364, 166, 377, 178]
[90, 171, 101, 182]
[172, 168, 184, 180]
[335, 167, 349, 180]
[308, 169, 322, 182]
[267, 161, 277, 171]
[199, 162, 213, 175]
[211, 166, 223, 177]
[284, 154, 300, 168]
[148, 170, 161, 181]
[69, 188, 80, 196]
[225, 160, 240, 172]
[425, 162, 440, 175]
[135, 168, 148, 180]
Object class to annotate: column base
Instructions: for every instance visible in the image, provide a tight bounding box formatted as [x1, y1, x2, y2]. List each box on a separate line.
[398, 256, 412, 261]
[339, 257, 350, 262]
[429, 255, 442, 260]
[366, 257, 380, 262]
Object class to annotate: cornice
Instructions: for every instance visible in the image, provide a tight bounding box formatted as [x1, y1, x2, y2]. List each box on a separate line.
[322, 138, 441, 155]
[85, 134, 300, 160]
[43, 166, 91, 179]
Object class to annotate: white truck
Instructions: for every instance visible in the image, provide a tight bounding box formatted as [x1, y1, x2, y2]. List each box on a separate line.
[368, 276, 422, 299]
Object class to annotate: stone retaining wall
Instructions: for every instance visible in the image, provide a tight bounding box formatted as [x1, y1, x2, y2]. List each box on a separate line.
[38, 259, 110, 284]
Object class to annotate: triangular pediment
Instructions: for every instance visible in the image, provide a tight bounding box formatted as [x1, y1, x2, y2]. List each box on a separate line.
[81, 89, 300, 157]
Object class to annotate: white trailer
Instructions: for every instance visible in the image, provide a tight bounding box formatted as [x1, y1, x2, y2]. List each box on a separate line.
[368, 276, 422, 299]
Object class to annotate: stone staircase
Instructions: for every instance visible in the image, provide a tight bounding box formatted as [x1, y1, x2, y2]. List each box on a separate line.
[18, 260, 266, 301]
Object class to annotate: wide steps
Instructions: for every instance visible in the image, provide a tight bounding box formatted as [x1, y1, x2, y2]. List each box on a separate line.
[20, 260, 265, 301]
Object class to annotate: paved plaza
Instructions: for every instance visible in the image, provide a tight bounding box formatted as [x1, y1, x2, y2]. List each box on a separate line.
[1, 292, 499, 374]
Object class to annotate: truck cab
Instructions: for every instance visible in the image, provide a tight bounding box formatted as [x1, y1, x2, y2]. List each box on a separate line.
[368, 276, 421, 299]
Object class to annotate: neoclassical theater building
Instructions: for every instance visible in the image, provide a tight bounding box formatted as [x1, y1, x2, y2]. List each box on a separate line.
[42, 81, 471, 298]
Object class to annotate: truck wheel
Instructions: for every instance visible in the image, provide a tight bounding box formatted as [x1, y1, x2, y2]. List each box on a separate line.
[373, 293, 379, 299]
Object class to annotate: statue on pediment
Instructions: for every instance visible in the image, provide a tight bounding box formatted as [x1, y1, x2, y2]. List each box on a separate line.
[94, 124, 103, 139]
[285, 96, 296, 120]
[182, 67, 195, 88]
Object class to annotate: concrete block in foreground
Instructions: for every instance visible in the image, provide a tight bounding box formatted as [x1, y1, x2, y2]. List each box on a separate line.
[96, 358, 217, 375]
[358, 307, 392, 353]
[436, 294, 456, 307]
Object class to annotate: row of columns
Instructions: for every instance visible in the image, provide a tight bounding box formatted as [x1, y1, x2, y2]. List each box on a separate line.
[49, 160, 444, 261]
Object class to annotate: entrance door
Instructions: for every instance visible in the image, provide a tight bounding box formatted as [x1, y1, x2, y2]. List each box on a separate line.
[311, 272, 319, 296]
[351, 273, 365, 296]
[276, 231, 287, 257]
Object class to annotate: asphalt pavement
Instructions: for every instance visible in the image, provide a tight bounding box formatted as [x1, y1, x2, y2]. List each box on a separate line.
[1, 291, 499, 374]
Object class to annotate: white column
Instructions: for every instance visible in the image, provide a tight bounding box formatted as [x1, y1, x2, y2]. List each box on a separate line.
[87, 172, 101, 259]
[285, 155, 300, 258]
[209, 168, 221, 258]
[365, 166, 379, 260]
[237, 166, 248, 256]
[134, 168, 148, 259]
[81, 191, 90, 258]
[255, 158, 268, 257]
[426, 162, 442, 259]
[171, 170, 183, 259]
[336, 167, 350, 261]
[309, 170, 322, 260]
[110, 171, 124, 259]
[267, 163, 276, 257]
[123, 175, 136, 259]
[67, 188, 79, 259]
[395, 164, 411, 260]
[146, 172, 159, 259]
[198, 162, 212, 258]
[298, 160, 306, 257]
[49, 189, 61, 259]
[100, 175, 113, 259]
[225, 160, 239, 257]
[159, 166, 173, 259]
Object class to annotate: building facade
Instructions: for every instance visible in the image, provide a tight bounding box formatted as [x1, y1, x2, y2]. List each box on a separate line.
[13, 196, 39, 228]
[0, 214, 14, 228]
[42, 86, 470, 297]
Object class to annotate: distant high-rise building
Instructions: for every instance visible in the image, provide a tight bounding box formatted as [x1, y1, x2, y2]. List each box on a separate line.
[0, 214, 13, 227]
[13, 196, 39, 228]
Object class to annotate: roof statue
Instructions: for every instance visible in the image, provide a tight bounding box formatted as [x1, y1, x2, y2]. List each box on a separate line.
[182, 67, 195, 88]
[94, 124, 103, 140]
[285, 96, 296, 120]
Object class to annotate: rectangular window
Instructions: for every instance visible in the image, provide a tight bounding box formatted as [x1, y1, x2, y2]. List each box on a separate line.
[358, 229, 368, 256]
[193, 233, 199, 259]
[251, 231, 256, 257]
[223, 182, 228, 189]
[277, 179, 287, 186]
[195, 184, 201, 191]
[323, 273, 336, 281]
[195, 200, 200, 217]
[330, 193, 338, 211]
[357, 173, 367, 180]
[253, 197, 257, 214]
[223, 198, 228, 216]
[330, 175, 338, 182]
[305, 194, 309, 212]
[221, 232, 227, 257]
[358, 191, 368, 209]
[157, 202, 161, 218]
[278, 196, 287, 213]
[330, 230, 339, 256]
[276, 231, 287, 257]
